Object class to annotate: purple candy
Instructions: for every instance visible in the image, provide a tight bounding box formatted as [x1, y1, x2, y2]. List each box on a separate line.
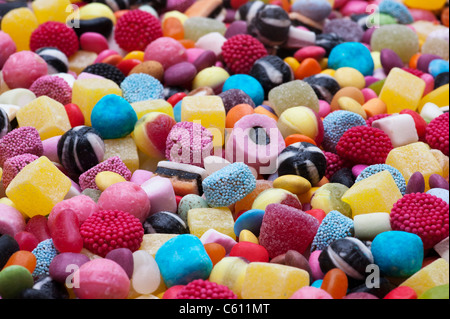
[380, 49, 404, 75]
[224, 20, 248, 39]
[164, 62, 197, 87]
[105, 248, 134, 279]
[193, 50, 217, 72]
[49, 252, 90, 283]
[417, 54, 441, 74]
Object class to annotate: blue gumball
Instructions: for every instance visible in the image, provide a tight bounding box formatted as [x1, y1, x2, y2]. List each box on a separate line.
[222, 74, 265, 107]
[328, 42, 375, 76]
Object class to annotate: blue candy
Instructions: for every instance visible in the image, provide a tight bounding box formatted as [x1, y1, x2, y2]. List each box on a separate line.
[429, 59, 449, 78]
[311, 279, 323, 288]
[91, 94, 138, 139]
[120, 73, 164, 103]
[155, 234, 213, 287]
[311, 210, 354, 252]
[355, 164, 406, 195]
[371, 231, 423, 277]
[328, 42, 375, 76]
[202, 162, 256, 207]
[222, 74, 265, 107]
[173, 100, 182, 122]
[234, 209, 265, 237]
[31, 239, 59, 278]
[322, 110, 367, 153]
[378, 0, 414, 24]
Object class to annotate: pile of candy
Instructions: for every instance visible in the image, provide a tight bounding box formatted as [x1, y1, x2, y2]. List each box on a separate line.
[0, 0, 449, 300]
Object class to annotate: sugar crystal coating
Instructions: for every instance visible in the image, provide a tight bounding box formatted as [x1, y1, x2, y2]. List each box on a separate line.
[0, 127, 44, 166]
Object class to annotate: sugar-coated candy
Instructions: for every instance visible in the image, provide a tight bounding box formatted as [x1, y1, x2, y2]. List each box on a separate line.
[222, 74, 265, 108]
[120, 73, 164, 104]
[400, 258, 449, 296]
[0, 203, 26, 237]
[155, 161, 208, 196]
[188, 207, 235, 239]
[141, 176, 177, 216]
[328, 42, 374, 76]
[31, 239, 58, 278]
[2, 51, 48, 90]
[277, 142, 327, 186]
[355, 164, 406, 195]
[48, 195, 99, 229]
[251, 188, 302, 211]
[319, 237, 374, 281]
[82, 63, 125, 86]
[418, 284, 449, 299]
[311, 183, 352, 217]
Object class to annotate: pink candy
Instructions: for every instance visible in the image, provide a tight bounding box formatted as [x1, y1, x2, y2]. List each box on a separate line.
[2, 51, 48, 89]
[48, 195, 99, 229]
[0, 203, 26, 237]
[50, 208, 83, 253]
[80, 32, 109, 54]
[290, 286, 333, 299]
[144, 37, 188, 70]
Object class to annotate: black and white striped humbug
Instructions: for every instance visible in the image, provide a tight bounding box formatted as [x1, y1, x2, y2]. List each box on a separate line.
[319, 237, 374, 281]
[304, 74, 341, 104]
[57, 126, 105, 180]
[35, 47, 69, 74]
[236, 0, 266, 23]
[277, 142, 326, 185]
[0, 107, 12, 139]
[249, 55, 294, 97]
[143, 211, 189, 235]
[247, 4, 291, 47]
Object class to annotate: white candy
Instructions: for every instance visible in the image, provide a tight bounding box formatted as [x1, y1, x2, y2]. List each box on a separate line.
[420, 102, 443, 122]
[203, 155, 231, 176]
[434, 237, 449, 263]
[0, 88, 36, 107]
[132, 250, 161, 295]
[354, 212, 392, 241]
[371, 113, 418, 148]
[195, 32, 227, 57]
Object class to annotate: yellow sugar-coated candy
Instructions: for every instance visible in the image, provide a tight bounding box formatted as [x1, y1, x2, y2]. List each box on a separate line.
[131, 99, 174, 120]
[187, 207, 235, 239]
[430, 149, 449, 179]
[418, 84, 449, 112]
[78, 3, 116, 25]
[379, 67, 426, 114]
[181, 96, 226, 146]
[69, 51, 98, 74]
[341, 170, 402, 218]
[209, 257, 249, 299]
[400, 258, 449, 296]
[1, 8, 39, 51]
[139, 234, 178, 257]
[241, 263, 310, 299]
[95, 171, 127, 192]
[103, 136, 140, 173]
[6, 156, 72, 218]
[386, 142, 444, 191]
[239, 230, 259, 244]
[32, 0, 73, 24]
[403, 0, 446, 10]
[16, 96, 71, 140]
[72, 78, 122, 126]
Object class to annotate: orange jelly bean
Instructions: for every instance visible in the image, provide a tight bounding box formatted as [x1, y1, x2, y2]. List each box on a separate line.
[409, 53, 421, 69]
[3, 250, 37, 274]
[294, 58, 322, 80]
[321, 268, 348, 299]
[204, 243, 226, 266]
[163, 17, 184, 40]
[285, 134, 317, 146]
[178, 39, 195, 49]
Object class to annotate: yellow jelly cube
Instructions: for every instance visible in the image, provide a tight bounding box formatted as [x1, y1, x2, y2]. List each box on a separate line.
[68, 51, 98, 74]
[418, 84, 449, 112]
[400, 258, 449, 296]
[241, 263, 309, 299]
[181, 96, 226, 146]
[103, 136, 139, 173]
[72, 78, 122, 126]
[187, 207, 235, 239]
[386, 142, 444, 191]
[16, 96, 71, 140]
[0, 8, 38, 51]
[32, 0, 73, 24]
[209, 257, 249, 299]
[131, 99, 174, 120]
[379, 67, 426, 114]
[341, 170, 402, 218]
[139, 234, 178, 257]
[5, 156, 72, 217]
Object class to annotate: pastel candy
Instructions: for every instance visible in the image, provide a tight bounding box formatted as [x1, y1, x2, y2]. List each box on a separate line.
[131, 250, 161, 295]
[141, 176, 177, 215]
[48, 252, 90, 283]
[177, 194, 209, 224]
[209, 256, 249, 299]
[222, 74, 265, 110]
[103, 136, 139, 173]
[0, 203, 26, 237]
[48, 194, 99, 230]
[200, 229, 237, 255]
[187, 207, 235, 239]
[131, 99, 174, 120]
[328, 42, 374, 76]
[251, 188, 302, 211]
[155, 234, 213, 287]
[371, 114, 419, 148]
[400, 258, 449, 296]
[105, 248, 134, 279]
[354, 213, 392, 241]
[433, 237, 449, 262]
[139, 234, 178, 258]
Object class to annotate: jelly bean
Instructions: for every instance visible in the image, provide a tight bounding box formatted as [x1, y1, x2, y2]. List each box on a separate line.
[3, 250, 37, 274]
[203, 243, 226, 266]
[50, 209, 83, 254]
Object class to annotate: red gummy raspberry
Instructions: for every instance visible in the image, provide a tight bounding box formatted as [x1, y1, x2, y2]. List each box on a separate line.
[336, 126, 393, 165]
[176, 279, 237, 299]
[365, 113, 392, 127]
[390, 193, 449, 249]
[425, 112, 449, 156]
[221, 34, 268, 74]
[324, 151, 349, 180]
[30, 22, 79, 57]
[114, 9, 163, 52]
[80, 210, 144, 257]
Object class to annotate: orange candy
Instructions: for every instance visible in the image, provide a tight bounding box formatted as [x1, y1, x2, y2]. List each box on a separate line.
[178, 39, 195, 49]
[409, 53, 421, 69]
[285, 134, 317, 146]
[3, 250, 37, 274]
[162, 17, 184, 40]
[362, 98, 387, 118]
[226, 103, 254, 128]
[330, 87, 365, 111]
[101, 54, 123, 66]
[254, 106, 278, 122]
[294, 58, 322, 80]
[204, 243, 226, 266]
[234, 180, 273, 216]
[114, 10, 129, 21]
[321, 268, 348, 299]
[442, 7, 449, 27]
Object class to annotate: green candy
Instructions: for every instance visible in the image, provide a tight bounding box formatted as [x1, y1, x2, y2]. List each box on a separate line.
[0, 265, 34, 299]
[419, 284, 450, 299]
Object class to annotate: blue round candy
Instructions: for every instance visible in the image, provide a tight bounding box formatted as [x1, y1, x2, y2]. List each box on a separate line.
[91, 94, 138, 139]
[222, 74, 265, 107]
[173, 100, 182, 122]
[371, 231, 423, 277]
[429, 59, 449, 78]
[32, 239, 59, 278]
[234, 209, 265, 237]
[378, 0, 413, 24]
[120, 73, 164, 103]
[328, 42, 375, 76]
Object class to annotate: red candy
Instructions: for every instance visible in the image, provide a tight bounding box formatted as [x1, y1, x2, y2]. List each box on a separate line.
[64, 103, 85, 127]
[30, 21, 79, 57]
[229, 241, 269, 262]
[305, 209, 327, 224]
[425, 112, 449, 156]
[25, 215, 51, 242]
[176, 279, 237, 299]
[116, 59, 141, 76]
[167, 92, 187, 107]
[50, 208, 83, 253]
[399, 109, 428, 138]
[14, 231, 39, 252]
[383, 286, 417, 299]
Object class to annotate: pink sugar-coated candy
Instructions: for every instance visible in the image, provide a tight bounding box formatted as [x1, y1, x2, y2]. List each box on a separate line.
[48, 195, 99, 230]
[409, 9, 439, 22]
[318, 100, 331, 118]
[352, 164, 368, 178]
[200, 229, 237, 255]
[130, 169, 153, 186]
[0, 31, 16, 69]
[309, 250, 324, 280]
[340, 0, 369, 16]
[141, 176, 177, 215]
[361, 88, 378, 102]
[290, 286, 333, 299]
[294, 46, 326, 62]
[25, 215, 51, 242]
[73, 258, 130, 299]
[94, 49, 119, 64]
[80, 32, 109, 54]
[0, 203, 26, 237]
[97, 181, 151, 223]
[144, 37, 188, 70]
[77, 72, 105, 80]
[50, 208, 83, 253]
[42, 135, 61, 163]
[14, 231, 39, 252]
[1, 51, 48, 89]
[186, 48, 206, 63]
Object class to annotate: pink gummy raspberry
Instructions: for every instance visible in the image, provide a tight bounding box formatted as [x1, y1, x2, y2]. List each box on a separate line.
[425, 112, 449, 156]
[0, 127, 44, 166]
[2, 153, 39, 189]
[390, 192, 449, 250]
[29, 75, 72, 105]
[78, 156, 131, 191]
[324, 151, 348, 180]
[165, 121, 214, 167]
[176, 279, 237, 299]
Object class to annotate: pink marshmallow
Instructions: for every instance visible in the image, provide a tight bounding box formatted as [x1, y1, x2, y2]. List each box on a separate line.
[141, 176, 177, 215]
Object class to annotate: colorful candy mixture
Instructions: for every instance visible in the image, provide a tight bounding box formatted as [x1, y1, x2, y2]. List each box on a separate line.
[0, 0, 449, 301]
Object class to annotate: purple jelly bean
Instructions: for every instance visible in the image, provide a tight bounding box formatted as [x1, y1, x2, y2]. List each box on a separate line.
[405, 171, 425, 194]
